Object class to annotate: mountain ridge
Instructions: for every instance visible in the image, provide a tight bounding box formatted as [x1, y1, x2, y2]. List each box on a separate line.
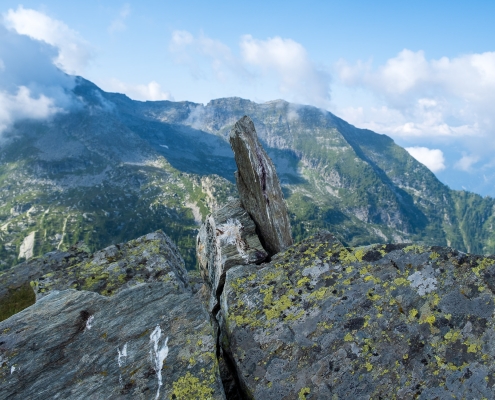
[0, 76, 493, 270]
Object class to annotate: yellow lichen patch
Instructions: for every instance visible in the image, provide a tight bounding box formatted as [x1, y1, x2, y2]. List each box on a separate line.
[360, 266, 369, 275]
[298, 387, 311, 399]
[365, 275, 381, 284]
[429, 252, 440, 260]
[264, 294, 293, 321]
[443, 330, 461, 342]
[171, 372, 214, 399]
[308, 287, 328, 301]
[472, 257, 495, 277]
[297, 277, 310, 287]
[408, 309, 418, 321]
[344, 333, 353, 342]
[365, 362, 373, 371]
[393, 277, 409, 286]
[403, 245, 425, 254]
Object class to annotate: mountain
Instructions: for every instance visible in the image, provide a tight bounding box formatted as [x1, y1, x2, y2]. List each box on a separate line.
[0, 77, 494, 270]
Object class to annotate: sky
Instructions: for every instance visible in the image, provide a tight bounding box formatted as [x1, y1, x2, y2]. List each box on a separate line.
[1, 1, 495, 196]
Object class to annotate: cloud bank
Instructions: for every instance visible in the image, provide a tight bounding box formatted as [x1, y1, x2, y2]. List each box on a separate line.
[0, 23, 77, 136]
[169, 31, 331, 107]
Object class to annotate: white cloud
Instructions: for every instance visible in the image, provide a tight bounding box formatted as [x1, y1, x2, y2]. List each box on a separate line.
[104, 79, 173, 101]
[336, 49, 495, 141]
[0, 25, 76, 136]
[169, 31, 330, 107]
[405, 147, 446, 173]
[240, 35, 331, 107]
[0, 86, 61, 133]
[455, 154, 479, 171]
[108, 3, 131, 34]
[3, 6, 93, 74]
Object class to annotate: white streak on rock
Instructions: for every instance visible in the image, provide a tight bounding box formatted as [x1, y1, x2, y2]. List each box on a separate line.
[117, 343, 128, 367]
[150, 325, 169, 400]
[217, 218, 249, 261]
[10, 365, 15, 374]
[85, 315, 94, 331]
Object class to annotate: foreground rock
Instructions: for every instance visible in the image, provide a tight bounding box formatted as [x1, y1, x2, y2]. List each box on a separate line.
[197, 200, 268, 314]
[229, 116, 292, 255]
[0, 230, 225, 399]
[220, 231, 495, 399]
[0, 283, 224, 399]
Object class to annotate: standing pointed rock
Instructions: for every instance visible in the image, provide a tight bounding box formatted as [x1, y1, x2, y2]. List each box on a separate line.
[229, 116, 293, 255]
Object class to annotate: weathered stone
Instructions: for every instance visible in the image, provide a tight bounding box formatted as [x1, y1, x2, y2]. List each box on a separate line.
[229, 116, 292, 255]
[197, 199, 267, 314]
[220, 231, 495, 399]
[33, 230, 189, 299]
[0, 282, 225, 399]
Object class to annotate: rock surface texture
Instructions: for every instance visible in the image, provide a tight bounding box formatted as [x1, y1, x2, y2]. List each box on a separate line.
[219, 231, 495, 399]
[229, 116, 293, 255]
[197, 199, 268, 314]
[0, 231, 225, 399]
[33, 230, 188, 299]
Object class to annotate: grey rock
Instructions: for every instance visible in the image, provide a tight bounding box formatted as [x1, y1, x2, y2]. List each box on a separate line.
[197, 199, 267, 314]
[229, 116, 293, 255]
[0, 282, 225, 399]
[33, 230, 189, 300]
[219, 232, 495, 399]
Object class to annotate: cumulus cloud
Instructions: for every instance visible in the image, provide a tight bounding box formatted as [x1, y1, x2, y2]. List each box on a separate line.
[405, 146, 446, 173]
[336, 49, 495, 141]
[169, 31, 330, 107]
[108, 3, 131, 34]
[104, 79, 173, 101]
[240, 35, 331, 107]
[3, 6, 93, 74]
[0, 24, 77, 136]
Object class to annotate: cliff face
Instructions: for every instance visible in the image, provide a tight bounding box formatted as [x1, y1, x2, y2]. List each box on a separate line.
[2, 116, 495, 399]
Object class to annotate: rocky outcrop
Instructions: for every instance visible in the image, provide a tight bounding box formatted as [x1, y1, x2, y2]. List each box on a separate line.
[0, 283, 224, 399]
[0, 230, 225, 399]
[219, 232, 495, 398]
[33, 230, 188, 299]
[197, 200, 268, 314]
[229, 116, 293, 255]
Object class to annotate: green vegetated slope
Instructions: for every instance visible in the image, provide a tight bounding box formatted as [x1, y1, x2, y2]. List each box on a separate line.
[0, 78, 493, 270]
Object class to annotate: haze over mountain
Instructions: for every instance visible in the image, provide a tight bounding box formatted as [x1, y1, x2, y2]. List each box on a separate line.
[0, 77, 494, 270]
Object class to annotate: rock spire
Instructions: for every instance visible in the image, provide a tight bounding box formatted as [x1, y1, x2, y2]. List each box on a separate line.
[229, 116, 293, 255]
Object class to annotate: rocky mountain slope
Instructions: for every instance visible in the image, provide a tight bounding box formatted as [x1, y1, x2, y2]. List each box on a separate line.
[0, 77, 494, 271]
[2, 120, 495, 399]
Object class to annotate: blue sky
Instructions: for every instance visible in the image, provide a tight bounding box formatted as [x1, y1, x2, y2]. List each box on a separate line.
[1, 1, 495, 196]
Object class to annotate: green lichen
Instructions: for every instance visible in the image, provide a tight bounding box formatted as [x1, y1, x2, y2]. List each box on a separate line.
[170, 372, 214, 399]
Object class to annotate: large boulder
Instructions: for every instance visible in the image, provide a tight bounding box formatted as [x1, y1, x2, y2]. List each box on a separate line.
[0, 283, 225, 399]
[229, 116, 293, 256]
[197, 199, 268, 314]
[219, 231, 495, 399]
[0, 230, 226, 399]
